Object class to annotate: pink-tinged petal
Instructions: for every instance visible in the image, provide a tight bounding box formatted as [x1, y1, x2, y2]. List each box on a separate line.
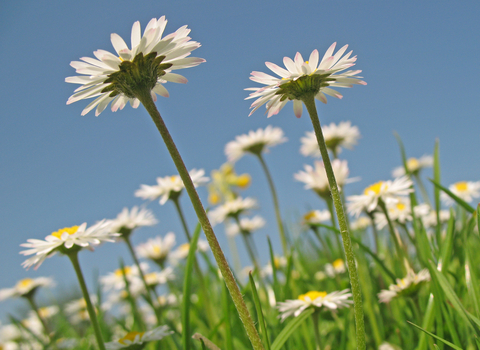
[283, 56, 297, 74]
[265, 62, 290, 78]
[330, 44, 348, 68]
[318, 56, 334, 70]
[321, 42, 336, 63]
[95, 94, 114, 116]
[162, 72, 187, 84]
[110, 33, 129, 55]
[315, 92, 328, 104]
[131, 21, 141, 48]
[294, 52, 304, 66]
[308, 49, 319, 70]
[322, 87, 343, 99]
[293, 100, 303, 118]
[153, 84, 170, 97]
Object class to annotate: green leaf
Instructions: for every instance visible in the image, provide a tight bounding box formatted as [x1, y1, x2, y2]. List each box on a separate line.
[182, 221, 202, 350]
[429, 179, 475, 213]
[192, 333, 222, 350]
[407, 321, 464, 350]
[350, 236, 396, 282]
[433, 139, 442, 242]
[466, 245, 480, 318]
[267, 236, 280, 296]
[221, 282, 234, 350]
[439, 211, 455, 273]
[271, 308, 314, 350]
[249, 272, 271, 350]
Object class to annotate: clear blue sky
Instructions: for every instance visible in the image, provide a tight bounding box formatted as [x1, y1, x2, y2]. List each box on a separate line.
[1, 0, 479, 320]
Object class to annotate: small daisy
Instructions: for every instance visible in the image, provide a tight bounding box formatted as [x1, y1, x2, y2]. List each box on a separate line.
[208, 163, 251, 205]
[303, 210, 331, 226]
[294, 159, 355, 198]
[168, 240, 209, 262]
[106, 206, 158, 238]
[128, 268, 175, 295]
[0, 277, 55, 301]
[441, 180, 480, 205]
[135, 169, 209, 205]
[20, 221, 119, 270]
[225, 215, 266, 237]
[135, 233, 176, 266]
[350, 216, 371, 231]
[261, 256, 287, 277]
[325, 259, 346, 277]
[225, 126, 287, 162]
[414, 204, 450, 228]
[347, 176, 414, 217]
[246, 43, 365, 118]
[28, 305, 59, 321]
[208, 197, 257, 226]
[277, 289, 352, 322]
[66, 17, 205, 116]
[300, 122, 360, 157]
[392, 155, 433, 178]
[105, 325, 172, 349]
[101, 263, 149, 291]
[378, 269, 430, 303]
[374, 197, 412, 229]
[64, 295, 98, 324]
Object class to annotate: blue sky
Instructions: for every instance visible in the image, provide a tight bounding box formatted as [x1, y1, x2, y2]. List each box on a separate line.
[1, 1, 479, 320]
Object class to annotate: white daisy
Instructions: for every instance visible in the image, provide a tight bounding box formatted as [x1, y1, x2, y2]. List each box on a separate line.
[66, 17, 205, 116]
[135, 169, 209, 205]
[106, 206, 158, 236]
[441, 180, 480, 205]
[135, 233, 176, 265]
[20, 221, 119, 270]
[0, 277, 55, 301]
[225, 126, 287, 162]
[28, 305, 59, 321]
[277, 289, 352, 322]
[392, 155, 434, 178]
[300, 122, 360, 157]
[261, 256, 287, 278]
[294, 159, 355, 198]
[374, 197, 412, 229]
[225, 215, 265, 237]
[168, 240, 209, 262]
[414, 204, 450, 228]
[128, 268, 175, 296]
[347, 176, 414, 217]
[350, 216, 371, 231]
[303, 210, 331, 226]
[246, 43, 366, 118]
[64, 295, 98, 324]
[325, 259, 346, 277]
[101, 263, 149, 291]
[105, 325, 172, 349]
[378, 269, 430, 303]
[208, 197, 257, 225]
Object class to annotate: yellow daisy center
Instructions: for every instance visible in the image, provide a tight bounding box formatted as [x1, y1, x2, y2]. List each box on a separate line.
[303, 211, 317, 221]
[396, 202, 406, 211]
[208, 192, 220, 205]
[152, 245, 162, 254]
[454, 181, 468, 192]
[179, 243, 190, 252]
[17, 278, 34, 290]
[51, 226, 79, 239]
[236, 174, 251, 188]
[273, 257, 282, 268]
[114, 266, 132, 277]
[333, 259, 344, 270]
[364, 181, 385, 195]
[170, 176, 178, 182]
[298, 291, 327, 301]
[407, 158, 420, 171]
[119, 331, 144, 345]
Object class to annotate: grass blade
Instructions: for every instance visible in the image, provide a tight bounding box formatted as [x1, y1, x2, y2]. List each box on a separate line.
[271, 308, 314, 350]
[429, 179, 475, 213]
[249, 272, 271, 350]
[407, 321, 464, 350]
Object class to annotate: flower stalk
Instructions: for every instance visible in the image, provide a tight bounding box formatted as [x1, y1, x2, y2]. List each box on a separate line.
[301, 93, 366, 350]
[136, 88, 265, 350]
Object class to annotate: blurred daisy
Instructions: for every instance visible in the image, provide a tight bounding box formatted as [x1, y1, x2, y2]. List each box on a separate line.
[28, 305, 59, 321]
[105, 325, 172, 349]
[246, 43, 365, 118]
[65, 295, 98, 324]
[208, 197, 257, 225]
[347, 176, 414, 217]
[168, 240, 209, 262]
[277, 289, 352, 322]
[0, 277, 55, 301]
[225, 215, 265, 237]
[300, 122, 360, 157]
[66, 17, 205, 116]
[350, 216, 371, 231]
[106, 206, 157, 238]
[378, 269, 430, 303]
[135, 233, 176, 266]
[295, 159, 356, 198]
[325, 259, 346, 277]
[303, 210, 331, 226]
[374, 197, 412, 229]
[208, 163, 251, 205]
[20, 221, 119, 270]
[225, 126, 287, 162]
[414, 204, 450, 228]
[261, 256, 287, 277]
[101, 263, 149, 291]
[135, 169, 209, 205]
[392, 155, 433, 178]
[441, 180, 480, 205]
[128, 269, 175, 295]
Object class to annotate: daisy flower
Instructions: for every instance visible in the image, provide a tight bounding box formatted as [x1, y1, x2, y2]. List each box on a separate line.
[208, 163, 251, 205]
[28, 305, 59, 321]
[225, 215, 265, 237]
[66, 17, 205, 116]
[350, 216, 371, 231]
[0, 277, 55, 301]
[225, 126, 287, 162]
[303, 210, 331, 226]
[246, 43, 365, 118]
[106, 206, 158, 237]
[261, 256, 287, 278]
[64, 295, 98, 324]
[325, 259, 346, 277]
[374, 197, 412, 229]
[20, 221, 119, 270]
[378, 269, 430, 303]
[135, 233, 176, 266]
[101, 263, 149, 291]
[277, 289, 352, 322]
[135, 169, 209, 205]
[105, 325, 172, 349]
[168, 240, 209, 262]
[300, 122, 360, 157]
[294, 159, 356, 198]
[208, 197, 257, 225]
[441, 180, 480, 205]
[347, 176, 414, 217]
[414, 204, 450, 228]
[392, 155, 433, 177]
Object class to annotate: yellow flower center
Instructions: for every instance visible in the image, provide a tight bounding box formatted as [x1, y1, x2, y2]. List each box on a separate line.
[364, 181, 385, 195]
[170, 176, 177, 182]
[236, 174, 251, 188]
[303, 211, 317, 221]
[333, 259, 344, 270]
[179, 243, 190, 252]
[298, 291, 327, 301]
[17, 278, 34, 290]
[114, 266, 132, 277]
[51, 226, 79, 239]
[273, 257, 282, 269]
[119, 331, 144, 345]
[396, 202, 406, 211]
[407, 158, 420, 171]
[209, 192, 220, 205]
[454, 181, 468, 192]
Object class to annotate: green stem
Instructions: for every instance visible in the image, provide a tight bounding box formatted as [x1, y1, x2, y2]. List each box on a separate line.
[414, 173, 431, 206]
[255, 153, 288, 257]
[366, 211, 380, 254]
[171, 196, 192, 242]
[325, 197, 342, 254]
[310, 226, 333, 261]
[25, 296, 52, 341]
[136, 89, 265, 350]
[67, 252, 106, 350]
[311, 310, 322, 350]
[302, 94, 365, 350]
